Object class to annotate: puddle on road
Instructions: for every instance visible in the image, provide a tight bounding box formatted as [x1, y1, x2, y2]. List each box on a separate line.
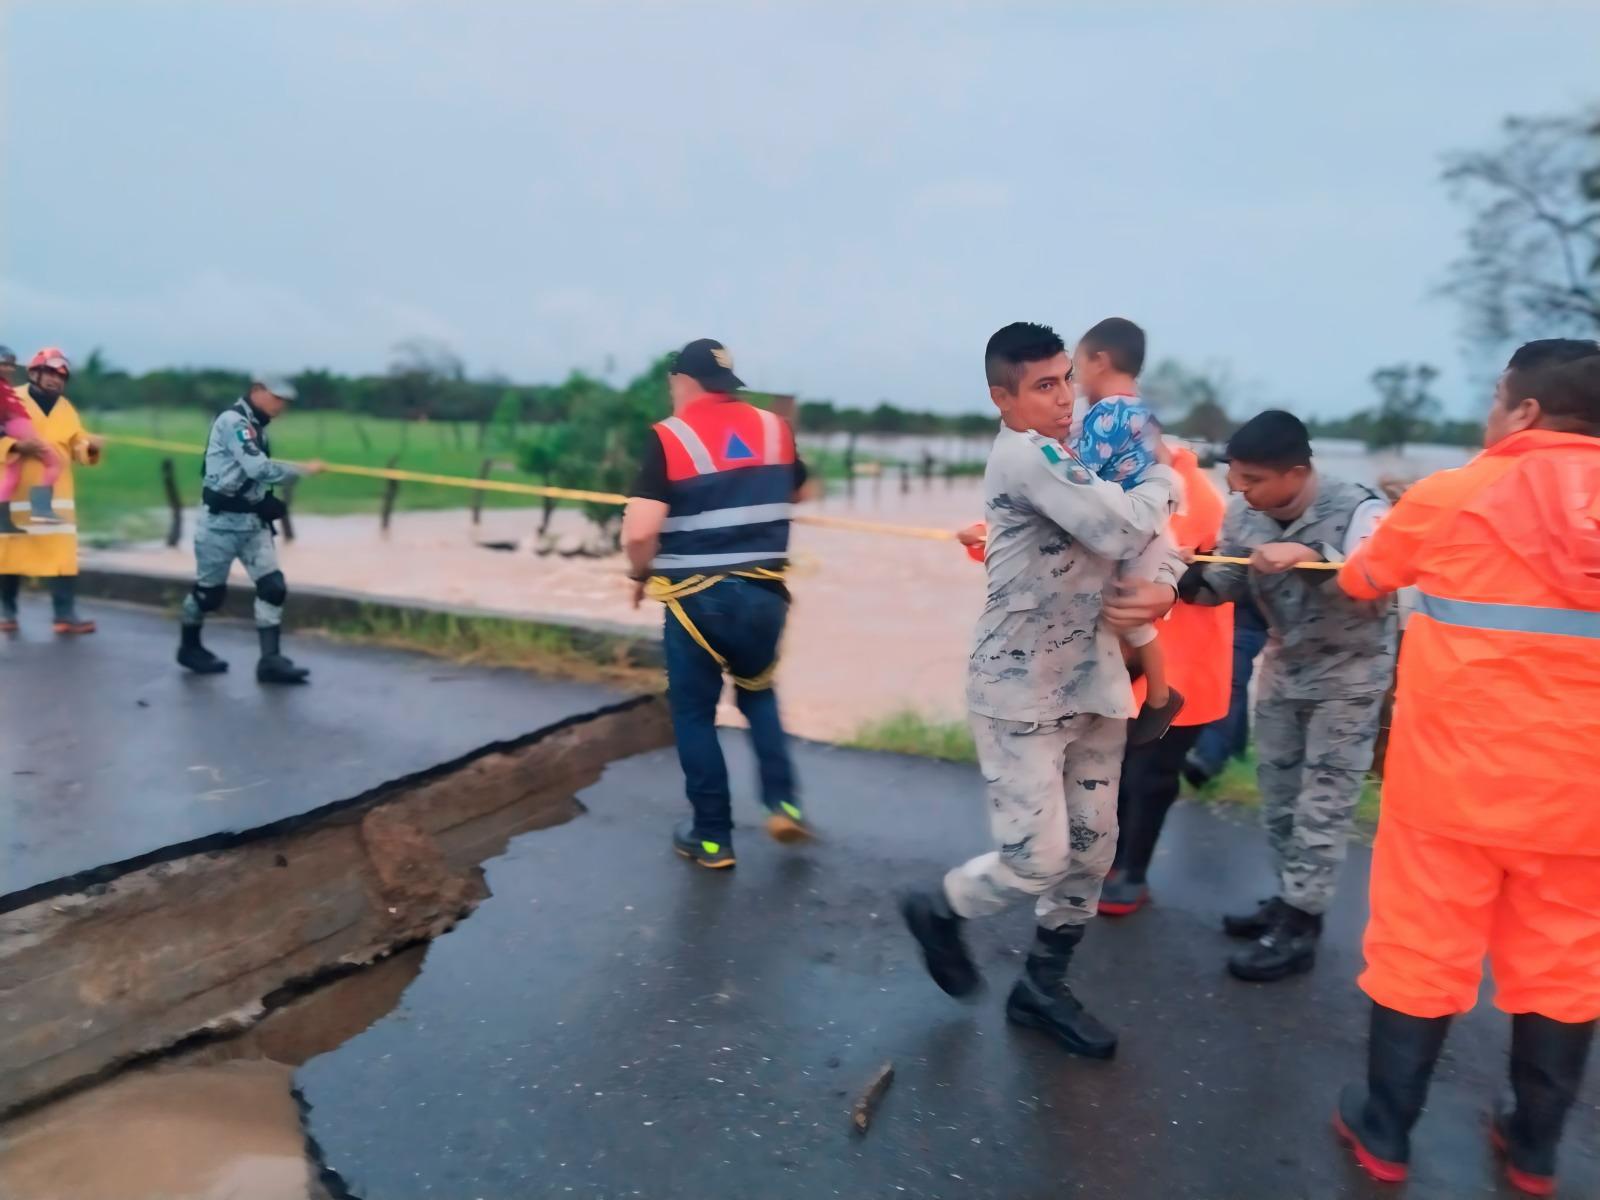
[0, 1060, 314, 1200]
[0, 946, 426, 1200]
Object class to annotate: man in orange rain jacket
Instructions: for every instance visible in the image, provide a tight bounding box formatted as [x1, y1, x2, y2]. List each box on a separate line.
[1331, 340, 1600, 1196]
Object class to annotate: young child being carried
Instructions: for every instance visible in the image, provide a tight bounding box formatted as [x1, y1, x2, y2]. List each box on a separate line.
[954, 317, 1186, 743]
[0, 382, 65, 535]
[1070, 317, 1185, 744]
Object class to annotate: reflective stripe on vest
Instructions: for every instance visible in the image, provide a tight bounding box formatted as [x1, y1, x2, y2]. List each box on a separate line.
[652, 549, 793, 569]
[661, 501, 795, 533]
[1416, 591, 1600, 641]
[651, 403, 795, 574]
[658, 416, 716, 475]
[756, 407, 782, 462]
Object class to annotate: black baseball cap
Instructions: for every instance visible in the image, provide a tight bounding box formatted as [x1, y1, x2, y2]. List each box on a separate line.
[670, 338, 745, 392]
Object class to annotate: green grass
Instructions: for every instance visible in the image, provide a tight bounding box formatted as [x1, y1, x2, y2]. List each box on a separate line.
[844, 712, 1382, 833]
[79, 409, 569, 541]
[846, 710, 978, 763]
[312, 605, 662, 690]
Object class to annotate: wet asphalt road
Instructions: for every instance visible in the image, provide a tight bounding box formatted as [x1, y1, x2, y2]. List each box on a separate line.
[0, 599, 625, 909]
[297, 736, 1598, 1200]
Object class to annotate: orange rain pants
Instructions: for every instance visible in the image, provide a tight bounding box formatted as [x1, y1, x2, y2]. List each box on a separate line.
[1341, 427, 1600, 1023]
[1362, 818, 1600, 1023]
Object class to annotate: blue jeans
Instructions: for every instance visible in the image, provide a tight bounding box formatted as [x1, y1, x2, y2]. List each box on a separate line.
[662, 577, 797, 842]
[1190, 603, 1269, 776]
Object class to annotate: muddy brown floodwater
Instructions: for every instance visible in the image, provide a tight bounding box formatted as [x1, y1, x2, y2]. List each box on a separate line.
[87, 479, 991, 742]
[0, 947, 425, 1200]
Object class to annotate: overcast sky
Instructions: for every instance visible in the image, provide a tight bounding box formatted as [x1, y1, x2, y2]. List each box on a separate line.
[4, 1, 1598, 416]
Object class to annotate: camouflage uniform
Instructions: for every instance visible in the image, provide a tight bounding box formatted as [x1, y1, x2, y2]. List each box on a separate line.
[945, 425, 1181, 930]
[1193, 475, 1394, 914]
[181, 399, 298, 629]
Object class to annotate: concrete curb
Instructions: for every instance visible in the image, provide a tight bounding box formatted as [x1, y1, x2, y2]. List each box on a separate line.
[70, 566, 664, 669]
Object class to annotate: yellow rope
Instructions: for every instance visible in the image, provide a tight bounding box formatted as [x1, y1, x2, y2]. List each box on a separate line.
[101, 435, 1338, 569]
[645, 571, 786, 690]
[100, 433, 958, 543]
[787, 513, 955, 541]
[102, 433, 629, 505]
[1191, 553, 1340, 571]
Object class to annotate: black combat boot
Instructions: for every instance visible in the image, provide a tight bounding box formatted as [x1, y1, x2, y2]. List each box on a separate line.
[1227, 900, 1320, 981]
[1332, 1002, 1453, 1184]
[0, 505, 22, 535]
[1224, 895, 1290, 939]
[1005, 924, 1118, 1059]
[176, 623, 228, 674]
[1489, 1013, 1596, 1196]
[901, 889, 981, 999]
[256, 625, 310, 685]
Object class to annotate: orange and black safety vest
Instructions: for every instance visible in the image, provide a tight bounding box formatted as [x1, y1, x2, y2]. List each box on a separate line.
[651, 394, 798, 579]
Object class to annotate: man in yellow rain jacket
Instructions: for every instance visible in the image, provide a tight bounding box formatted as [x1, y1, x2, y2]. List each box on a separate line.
[0, 347, 104, 635]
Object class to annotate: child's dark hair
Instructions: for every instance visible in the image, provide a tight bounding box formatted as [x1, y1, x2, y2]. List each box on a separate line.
[1079, 317, 1146, 377]
[1225, 409, 1313, 469]
[985, 322, 1066, 392]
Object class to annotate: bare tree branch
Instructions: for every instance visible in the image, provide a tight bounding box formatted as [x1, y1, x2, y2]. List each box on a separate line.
[1440, 107, 1600, 346]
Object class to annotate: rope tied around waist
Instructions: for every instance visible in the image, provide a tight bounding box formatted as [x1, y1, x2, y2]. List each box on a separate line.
[645, 568, 787, 691]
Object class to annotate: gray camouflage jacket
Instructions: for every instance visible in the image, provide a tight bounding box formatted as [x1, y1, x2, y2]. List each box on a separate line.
[968, 425, 1181, 722]
[199, 399, 298, 530]
[1192, 474, 1395, 701]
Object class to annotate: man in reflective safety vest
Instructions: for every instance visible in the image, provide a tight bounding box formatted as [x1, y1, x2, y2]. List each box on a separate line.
[623, 339, 811, 869]
[1331, 340, 1600, 1195]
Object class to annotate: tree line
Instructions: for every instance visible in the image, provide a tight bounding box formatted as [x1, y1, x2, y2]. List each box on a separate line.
[67, 340, 1001, 440]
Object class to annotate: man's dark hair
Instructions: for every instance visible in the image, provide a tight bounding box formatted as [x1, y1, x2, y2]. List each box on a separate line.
[1224, 409, 1313, 469]
[1506, 338, 1600, 373]
[985, 322, 1066, 392]
[1503, 338, 1600, 427]
[1078, 317, 1146, 377]
[1522, 354, 1600, 436]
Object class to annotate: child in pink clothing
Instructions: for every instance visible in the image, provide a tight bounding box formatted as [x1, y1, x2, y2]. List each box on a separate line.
[1, 385, 66, 533]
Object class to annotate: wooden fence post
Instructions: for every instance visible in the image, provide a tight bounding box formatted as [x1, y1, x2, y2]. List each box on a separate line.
[471, 458, 494, 526]
[160, 458, 182, 548]
[379, 454, 401, 533]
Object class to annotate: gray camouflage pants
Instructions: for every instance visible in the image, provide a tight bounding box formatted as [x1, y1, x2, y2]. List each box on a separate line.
[180, 521, 284, 628]
[1254, 692, 1382, 915]
[945, 713, 1125, 930]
